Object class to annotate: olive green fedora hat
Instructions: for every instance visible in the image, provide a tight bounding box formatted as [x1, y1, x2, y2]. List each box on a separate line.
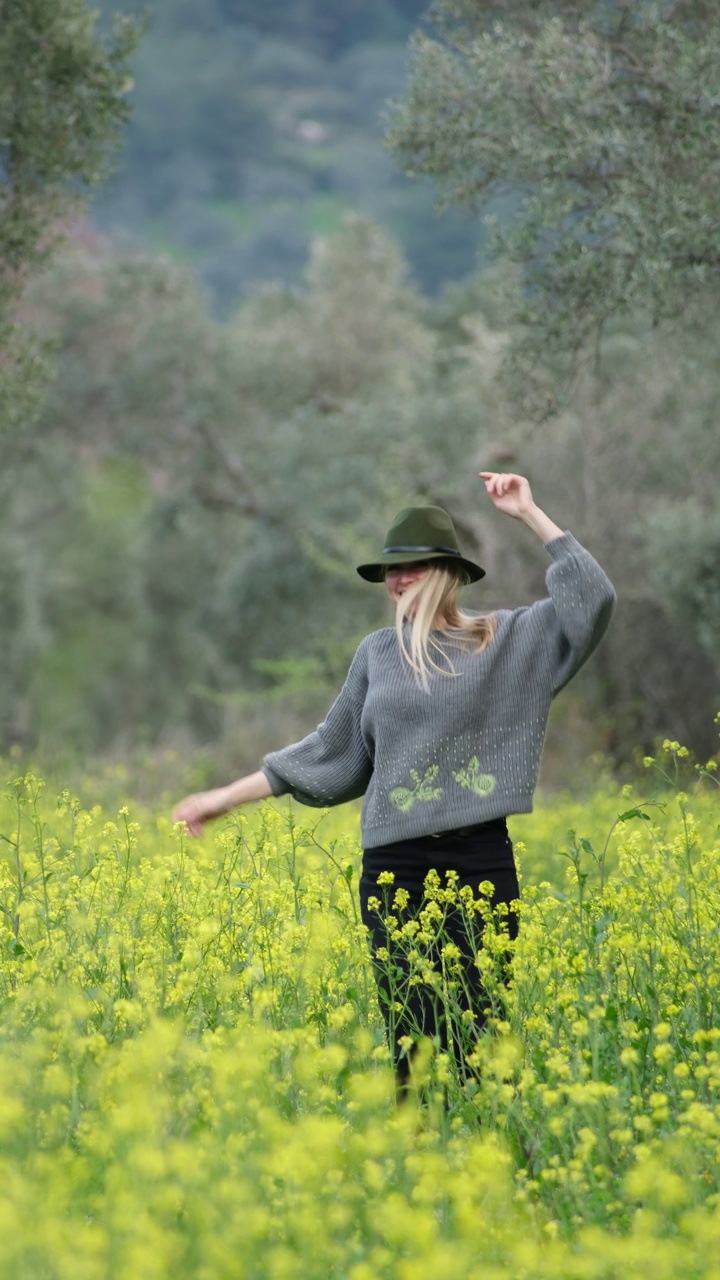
[356, 505, 485, 584]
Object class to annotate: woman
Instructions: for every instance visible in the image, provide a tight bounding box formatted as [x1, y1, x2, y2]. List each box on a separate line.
[173, 473, 616, 1087]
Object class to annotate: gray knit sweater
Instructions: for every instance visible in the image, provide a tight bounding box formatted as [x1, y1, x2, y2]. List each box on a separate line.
[262, 533, 615, 848]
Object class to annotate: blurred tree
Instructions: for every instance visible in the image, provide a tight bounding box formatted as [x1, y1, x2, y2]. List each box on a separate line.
[6, 220, 718, 770]
[388, 0, 720, 407]
[89, 0, 487, 302]
[95, 0, 426, 50]
[4, 219, 453, 753]
[215, 0, 422, 54]
[505, 311, 720, 762]
[0, 0, 140, 429]
[112, 27, 272, 215]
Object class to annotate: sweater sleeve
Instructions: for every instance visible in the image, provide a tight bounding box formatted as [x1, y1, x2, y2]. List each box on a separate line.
[533, 532, 616, 693]
[261, 639, 373, 808]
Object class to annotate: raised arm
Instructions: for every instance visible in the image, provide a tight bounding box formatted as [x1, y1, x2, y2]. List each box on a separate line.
[479, 471, 564, 543]
[480, 471, 616, 690]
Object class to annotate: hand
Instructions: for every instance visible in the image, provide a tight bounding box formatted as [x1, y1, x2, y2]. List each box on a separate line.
[480, 472, 535, 520]
[172, 787, 230, 837]
[172, 770, 274, 837]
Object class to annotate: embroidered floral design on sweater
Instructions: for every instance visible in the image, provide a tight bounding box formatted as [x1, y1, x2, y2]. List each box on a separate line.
[389, 765, 444, 812]
[452, 757, 496, 797]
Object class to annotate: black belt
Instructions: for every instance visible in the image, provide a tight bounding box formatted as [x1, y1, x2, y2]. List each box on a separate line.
[428, 819, 506, 839]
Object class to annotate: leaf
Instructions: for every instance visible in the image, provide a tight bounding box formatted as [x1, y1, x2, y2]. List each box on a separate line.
[451, 758, 496, 796]
[418, 785, 444, 802]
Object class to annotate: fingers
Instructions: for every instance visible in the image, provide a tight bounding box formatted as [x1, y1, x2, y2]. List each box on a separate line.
[479, 471, 525, 495]
[181, 820, 204, 838]
[172, 797, 205, 838]
[174, 818, 204, 837]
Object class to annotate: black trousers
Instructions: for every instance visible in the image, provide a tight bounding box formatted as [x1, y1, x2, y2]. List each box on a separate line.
[359, 819, 519, 1086]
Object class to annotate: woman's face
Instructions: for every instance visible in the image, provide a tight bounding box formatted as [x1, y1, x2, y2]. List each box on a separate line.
[384, 561, 430, 610]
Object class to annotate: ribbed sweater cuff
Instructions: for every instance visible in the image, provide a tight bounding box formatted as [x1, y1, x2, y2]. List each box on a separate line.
[543, 530, 579, 556]
[261, 763, 290, 797]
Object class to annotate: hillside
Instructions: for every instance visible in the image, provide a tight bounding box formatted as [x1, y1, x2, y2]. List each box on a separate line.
[91, 0, 493, 302]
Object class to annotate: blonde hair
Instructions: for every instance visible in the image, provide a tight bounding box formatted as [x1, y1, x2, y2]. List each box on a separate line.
[391, 562, 497, 692]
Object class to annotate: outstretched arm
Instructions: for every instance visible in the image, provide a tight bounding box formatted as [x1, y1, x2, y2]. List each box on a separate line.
[480, 472, 564, 543]
[173, 770, 273, 837]
[173, 639, 372, 836]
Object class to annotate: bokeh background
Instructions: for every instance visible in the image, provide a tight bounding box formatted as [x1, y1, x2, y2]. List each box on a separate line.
[1, 0, 718, 792]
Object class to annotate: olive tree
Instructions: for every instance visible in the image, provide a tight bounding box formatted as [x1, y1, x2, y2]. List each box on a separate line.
[388, 0, 720, 408]
[0, 0, 139, 428]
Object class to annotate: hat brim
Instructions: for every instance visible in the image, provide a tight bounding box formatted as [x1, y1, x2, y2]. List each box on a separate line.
[356, 550, 485, 584]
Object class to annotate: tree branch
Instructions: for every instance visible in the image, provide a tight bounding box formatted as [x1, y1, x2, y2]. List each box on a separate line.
[193, 421, 286, 526]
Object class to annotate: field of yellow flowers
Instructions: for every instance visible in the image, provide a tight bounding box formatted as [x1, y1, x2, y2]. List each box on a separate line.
[1, 740, 719, 1279]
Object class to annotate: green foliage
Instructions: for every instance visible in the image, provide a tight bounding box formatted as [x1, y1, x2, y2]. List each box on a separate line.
[644, 499, 720, 659]
[2, 213, 718, 765]
[0, 0, 141, 429]
[2, 219, 452, 753]
[89, 0, 486, 300]
[216, 0, 416, 53]
[388, 0, 720, 404]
